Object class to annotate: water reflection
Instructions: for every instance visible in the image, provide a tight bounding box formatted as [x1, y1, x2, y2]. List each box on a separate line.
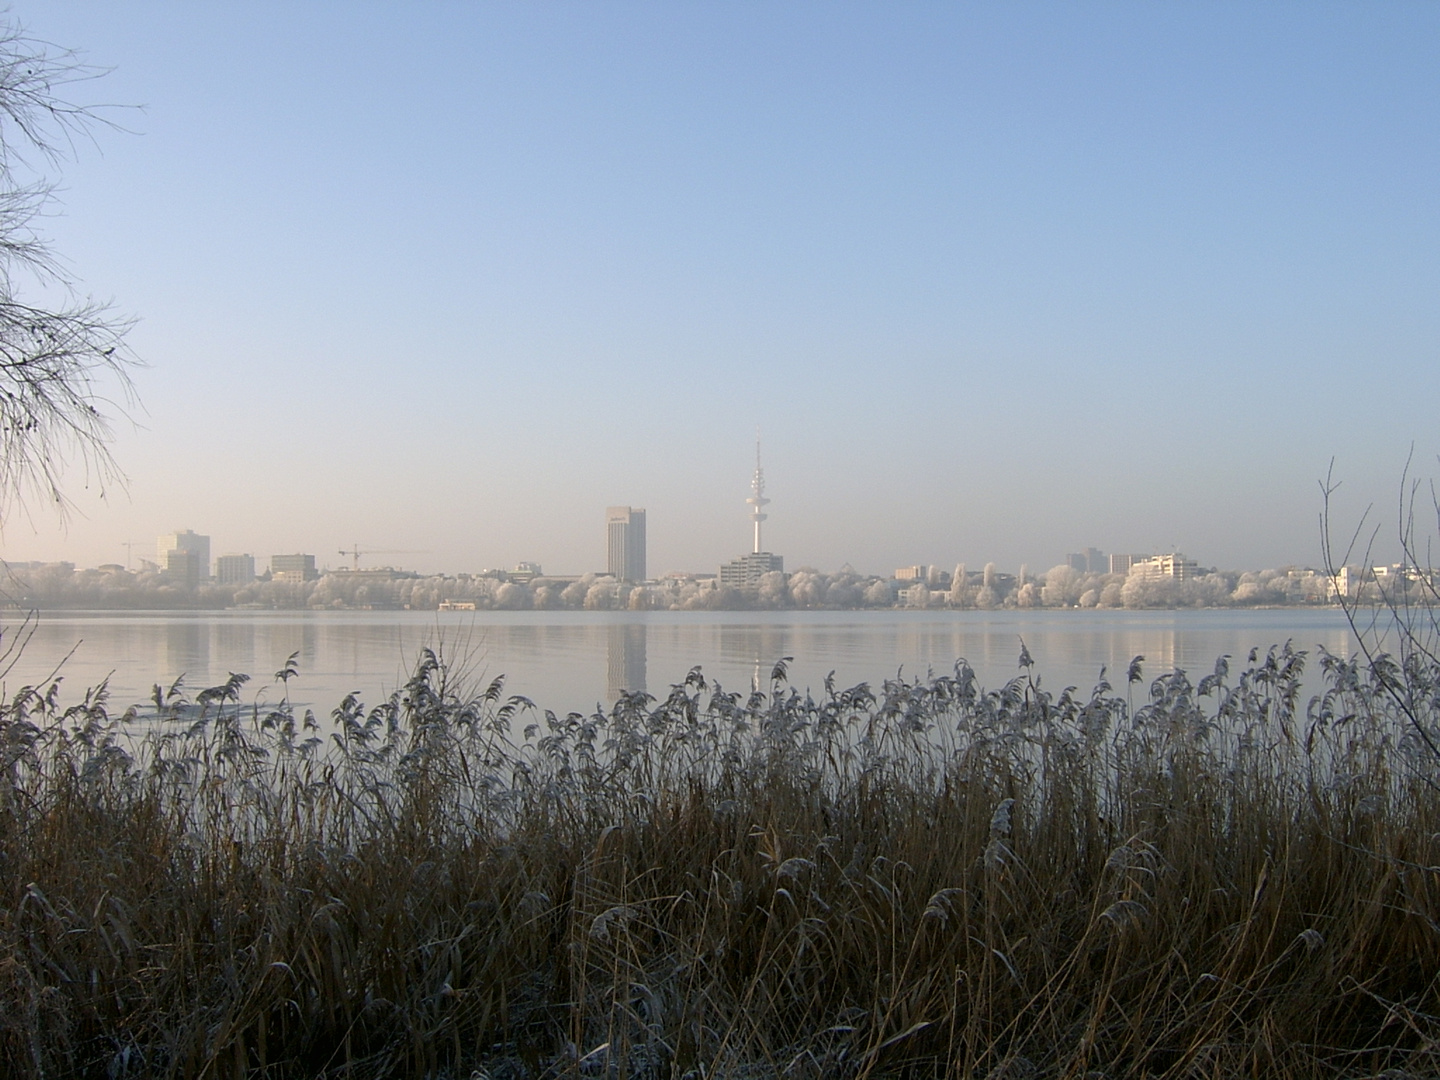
[164, 619, 207, 688]
[214, 618, 256, 674]
[606, 622, 646, 701]
[716, 623, 791, 692]
[6, 609, 1358, 718]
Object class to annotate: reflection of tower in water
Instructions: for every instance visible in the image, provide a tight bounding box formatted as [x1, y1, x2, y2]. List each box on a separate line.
[606, 622, 647, 702]
[714, 624, 790, 694]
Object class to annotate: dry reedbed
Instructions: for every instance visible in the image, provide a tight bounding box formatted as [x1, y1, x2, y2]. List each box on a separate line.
[1, 644, 1438, 1078]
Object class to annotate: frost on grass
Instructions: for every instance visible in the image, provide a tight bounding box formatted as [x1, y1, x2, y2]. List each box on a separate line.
[1, 642, 1439, 1078]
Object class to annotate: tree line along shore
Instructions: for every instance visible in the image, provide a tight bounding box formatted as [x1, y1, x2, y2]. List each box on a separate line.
[0, 559, 1362, 612]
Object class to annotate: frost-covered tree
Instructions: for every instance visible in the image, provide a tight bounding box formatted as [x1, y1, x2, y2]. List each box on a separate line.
[560, 574, 594, 608]
[863, 579, 894, 607]
[709, 583, 744, 609]
[756, 571, 790, 608]
[1041, 564, 1080, 607]
[584, 580, 618, 610]
[1121, 574, 1178, 608]
[825, 577, 862, 607]
[949, 563, 967, 607]
[789, 569, 827, 608]
[494, 582, 527, 609]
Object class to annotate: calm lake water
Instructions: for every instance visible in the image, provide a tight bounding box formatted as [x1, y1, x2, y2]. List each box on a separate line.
[0, 608, 1359, 718]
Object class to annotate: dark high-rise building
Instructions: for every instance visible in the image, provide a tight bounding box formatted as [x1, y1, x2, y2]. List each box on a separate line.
[606, 506, 646, 582]
[1067, 547, 1107, 573]
[158, 529, 210, 581]
[164, 547, 202, 588]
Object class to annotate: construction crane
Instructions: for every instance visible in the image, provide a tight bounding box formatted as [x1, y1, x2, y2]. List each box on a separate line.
[338, 545, 427, 572]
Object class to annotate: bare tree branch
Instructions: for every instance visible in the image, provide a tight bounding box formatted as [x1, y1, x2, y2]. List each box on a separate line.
[1322, 453, 1440, 766]
[0, 16, 138, 524]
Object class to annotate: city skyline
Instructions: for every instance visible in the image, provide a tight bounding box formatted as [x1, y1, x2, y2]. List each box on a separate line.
[0, 5, 1434, 576]
[12, 440, 1270, 582]
[0, 542, 1362, 614]
[9, 518, 1298, 584]
[0, 439, 1394, 612]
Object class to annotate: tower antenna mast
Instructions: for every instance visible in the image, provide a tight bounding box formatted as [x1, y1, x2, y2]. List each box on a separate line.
[746, 433, 770, 554]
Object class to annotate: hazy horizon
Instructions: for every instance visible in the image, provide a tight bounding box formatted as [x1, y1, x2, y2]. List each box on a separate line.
[0, 3, 1435, 578]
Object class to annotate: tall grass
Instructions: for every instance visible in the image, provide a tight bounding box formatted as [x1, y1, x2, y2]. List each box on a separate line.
[1, 643, 1438, 1078]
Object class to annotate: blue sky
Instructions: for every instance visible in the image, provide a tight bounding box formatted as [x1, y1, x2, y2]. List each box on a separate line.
[3, 2, 1437, 576]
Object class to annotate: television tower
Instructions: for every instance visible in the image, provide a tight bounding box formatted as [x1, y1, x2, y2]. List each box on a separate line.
[746, 436, 770, 554]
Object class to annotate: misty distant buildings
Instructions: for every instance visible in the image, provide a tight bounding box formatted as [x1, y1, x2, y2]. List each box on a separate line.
[606, 506, 646, 582]
[271, 553, 318, 584]
[158, 530, 209, 582]
[894, 565, 948, 585]
[215, 553, 255, 586]
[894, 565, 949, 588]
[152, 534, 325, 587]
[1067, 548, 1107, 573]
[1061, 551, 1200, 579]
[164, 548, 203, 588]
[1109, 553, 1151, 575]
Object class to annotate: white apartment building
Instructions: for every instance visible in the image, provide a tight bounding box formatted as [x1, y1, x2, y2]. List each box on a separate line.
[1128, 553, 1199, 580]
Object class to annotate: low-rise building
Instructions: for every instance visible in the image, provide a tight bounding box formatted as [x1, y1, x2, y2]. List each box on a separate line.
[270, 553, 318, 584]
[720, 551, 784, 588]
[1129, 553, 1199, 581]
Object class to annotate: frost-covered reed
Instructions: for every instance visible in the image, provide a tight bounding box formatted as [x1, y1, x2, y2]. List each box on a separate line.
[1, 643, 1438, 1079]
